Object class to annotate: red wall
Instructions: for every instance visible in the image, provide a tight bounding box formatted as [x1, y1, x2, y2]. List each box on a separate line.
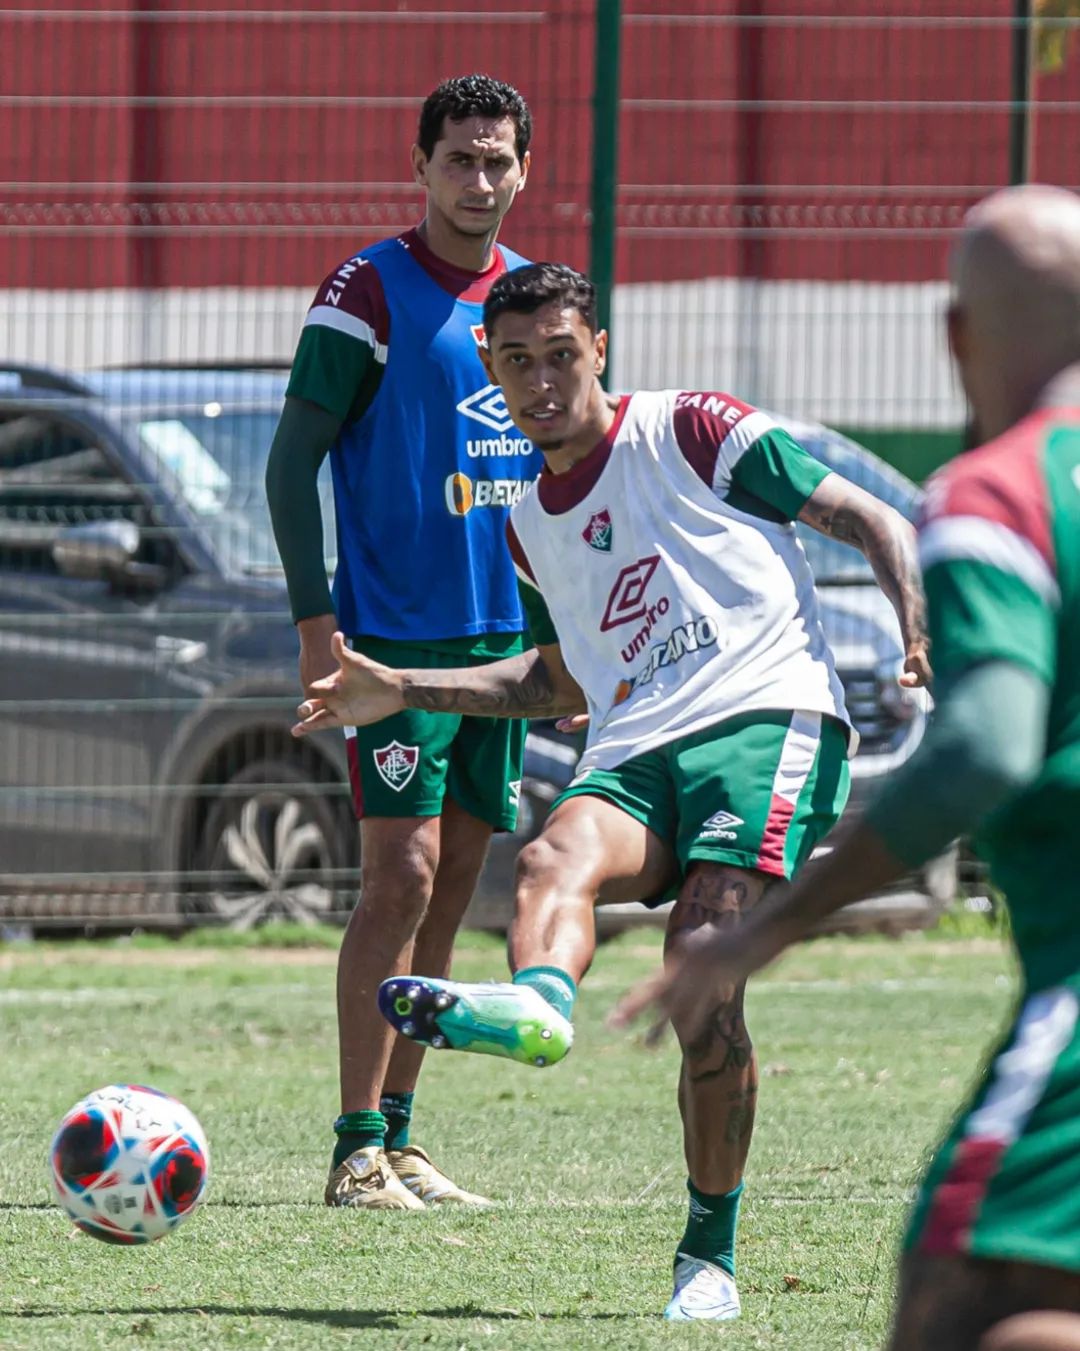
[2, 1, 1074, 291]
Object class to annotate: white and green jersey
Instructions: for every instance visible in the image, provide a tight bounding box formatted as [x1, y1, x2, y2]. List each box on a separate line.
[919, 406, 1080, 991]
[506, 389, 852, 774]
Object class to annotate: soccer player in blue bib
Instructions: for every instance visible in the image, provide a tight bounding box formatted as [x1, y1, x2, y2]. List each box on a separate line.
[265, 75, 536, 1210]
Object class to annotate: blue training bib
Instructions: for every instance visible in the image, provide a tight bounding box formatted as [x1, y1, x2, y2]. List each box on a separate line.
[329, 236, 536, 641]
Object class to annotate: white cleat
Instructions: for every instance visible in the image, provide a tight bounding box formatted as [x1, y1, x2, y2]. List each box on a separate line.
[663, 1254, 741, 1322]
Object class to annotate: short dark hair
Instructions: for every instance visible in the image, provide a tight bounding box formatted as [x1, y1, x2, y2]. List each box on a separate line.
[417, 74, 532, 163]
[483, 263, 597, 340]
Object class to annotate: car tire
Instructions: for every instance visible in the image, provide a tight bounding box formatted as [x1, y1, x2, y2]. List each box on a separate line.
[191, 758, 358, 928]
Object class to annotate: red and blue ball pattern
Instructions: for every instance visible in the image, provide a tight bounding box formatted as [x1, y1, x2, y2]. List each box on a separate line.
[50, 1085, 209, 1244]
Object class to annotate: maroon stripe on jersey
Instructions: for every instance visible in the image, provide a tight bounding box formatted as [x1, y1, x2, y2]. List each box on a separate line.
[921, 407, 1066, 575]
[917, 1135, 1007, 1256]
[672, 391, 757, 487]
[505, 519, 537, 583]
[402, 226, 510, 303]
[309, 254, 391, 347]
[537, 396, 632, 514]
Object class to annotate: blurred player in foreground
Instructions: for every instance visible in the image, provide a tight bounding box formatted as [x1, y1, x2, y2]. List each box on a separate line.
[292, 262, 928, 1319]
[266, 75, 535, 1211]
[615, 184, 1080, 1350]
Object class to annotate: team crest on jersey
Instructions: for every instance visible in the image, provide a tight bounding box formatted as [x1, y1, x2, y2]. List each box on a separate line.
[373, 741, 419, 792]
[582, 508, 613, 553]
[470, 323, 488, 350]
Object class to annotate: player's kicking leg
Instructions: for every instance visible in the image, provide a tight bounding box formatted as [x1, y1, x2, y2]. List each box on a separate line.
[379, 794, 675, 1068]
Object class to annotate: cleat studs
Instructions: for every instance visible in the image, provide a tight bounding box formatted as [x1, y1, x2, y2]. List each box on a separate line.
[431, 1035, 448, 1049]
[401, 1021, 415, 1036]
[406, 984, 421, 1000]
[434, 992, 453, 1011]
[534, 1056, 547, 1067]
[394, 996, 413, 1017]
[540, 1028, 552, 1040]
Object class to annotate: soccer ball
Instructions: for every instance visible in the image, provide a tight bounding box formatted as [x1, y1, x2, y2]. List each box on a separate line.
[49, 1084, 209, 1244]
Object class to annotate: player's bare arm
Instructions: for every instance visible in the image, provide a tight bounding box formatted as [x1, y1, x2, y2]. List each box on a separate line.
[292, 631, 585, 736]
[797, 472, 930, 687]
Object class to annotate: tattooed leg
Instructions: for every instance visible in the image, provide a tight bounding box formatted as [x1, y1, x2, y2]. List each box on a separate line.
[665, 863, 771, 1193]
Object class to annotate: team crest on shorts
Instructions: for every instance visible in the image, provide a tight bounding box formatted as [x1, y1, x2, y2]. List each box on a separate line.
[373, 741, 419, 792]
[583, 508, 613, 553]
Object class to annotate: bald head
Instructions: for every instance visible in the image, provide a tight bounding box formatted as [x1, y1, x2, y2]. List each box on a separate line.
[950, 185, 1080, 440]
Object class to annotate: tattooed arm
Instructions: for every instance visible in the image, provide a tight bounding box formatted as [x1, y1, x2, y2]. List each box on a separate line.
[291, 631, 585, 737]
[798, 473, 931, 686]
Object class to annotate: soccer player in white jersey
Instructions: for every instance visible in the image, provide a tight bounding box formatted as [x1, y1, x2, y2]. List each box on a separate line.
[292, 263, 929, 1321]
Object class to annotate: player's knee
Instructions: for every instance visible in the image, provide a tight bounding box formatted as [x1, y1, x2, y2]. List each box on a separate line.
[515, 832, 584, 895]
[360, 840, 438, 925]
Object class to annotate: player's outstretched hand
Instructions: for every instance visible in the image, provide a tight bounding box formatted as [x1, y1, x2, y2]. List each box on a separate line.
[899, 636, 932, 689]
[610, 922, 780, 1047]
[291, 632, 406, 737]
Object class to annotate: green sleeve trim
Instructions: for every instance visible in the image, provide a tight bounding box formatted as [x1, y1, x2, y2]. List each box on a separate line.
[924, 558, 1057, 686]
[517, 577, 559, 647]
[727, 427, 831, 523]
[264, 397, 341, 622]
[286, 324, 383, 424]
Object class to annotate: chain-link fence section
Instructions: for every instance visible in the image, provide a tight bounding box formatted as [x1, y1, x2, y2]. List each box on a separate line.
[0, 2, 1076, 928]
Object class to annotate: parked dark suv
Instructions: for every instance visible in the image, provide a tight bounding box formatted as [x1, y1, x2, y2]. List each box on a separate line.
[0, 365, 949, 933]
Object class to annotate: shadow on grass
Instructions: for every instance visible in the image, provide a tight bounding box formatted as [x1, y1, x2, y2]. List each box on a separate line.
[0, 1304, 648, 1328]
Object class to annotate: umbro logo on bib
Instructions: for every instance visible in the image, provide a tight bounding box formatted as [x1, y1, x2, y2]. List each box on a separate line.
[457, 384, 516, 433]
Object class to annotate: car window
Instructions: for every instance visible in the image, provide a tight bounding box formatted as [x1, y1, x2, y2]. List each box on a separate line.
[0, 413, 153, 575]
[126, 406, 335, 576]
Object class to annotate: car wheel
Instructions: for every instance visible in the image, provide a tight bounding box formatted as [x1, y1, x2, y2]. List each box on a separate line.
[192, 759, 357, 928]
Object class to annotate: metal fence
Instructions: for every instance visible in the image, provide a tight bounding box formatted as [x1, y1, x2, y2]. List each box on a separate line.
[0, 2, 1076, 928]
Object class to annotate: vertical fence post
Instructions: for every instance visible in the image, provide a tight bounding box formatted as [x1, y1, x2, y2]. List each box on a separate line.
[1009, 0, 1033, 184]
[590, 0, 622, 386]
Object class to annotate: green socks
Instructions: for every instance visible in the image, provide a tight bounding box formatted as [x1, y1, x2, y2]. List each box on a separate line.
[332, 1110, 386, 1168]
[513, 965, 577, 1021]
[679, 1179, 743, 1278]
[379, 1091, 414, 1151]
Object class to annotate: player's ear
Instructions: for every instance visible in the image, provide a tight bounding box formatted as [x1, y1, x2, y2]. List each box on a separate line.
[410, 143, 428, 187]
[515, 150, 531, 193]
[594, 328, 608, 377]
[479, 341, 497, 384]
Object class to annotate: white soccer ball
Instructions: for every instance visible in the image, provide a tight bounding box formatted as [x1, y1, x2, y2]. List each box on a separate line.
[49, 1084, 209, 1244]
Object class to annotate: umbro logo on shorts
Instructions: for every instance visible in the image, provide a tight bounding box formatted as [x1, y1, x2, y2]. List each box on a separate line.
[699, 810, 744, 841]
[373, 741, 419, 791]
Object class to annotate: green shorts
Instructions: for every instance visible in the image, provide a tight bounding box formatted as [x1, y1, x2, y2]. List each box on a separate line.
[553, 709, 851, 886]
[344, 636, 526, 831]
[905, 975, 1080, 1272]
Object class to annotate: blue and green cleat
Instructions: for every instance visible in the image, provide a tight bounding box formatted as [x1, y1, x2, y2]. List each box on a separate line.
[377, 976, 573, 1068]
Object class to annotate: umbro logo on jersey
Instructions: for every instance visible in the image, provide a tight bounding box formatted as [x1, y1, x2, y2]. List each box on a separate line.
[699, 810, 744, 841]
[373, 741, 419, 792]
[600, 555, 661, 630]
[457, 384, 516, 433]
[583, 508, 613, 553]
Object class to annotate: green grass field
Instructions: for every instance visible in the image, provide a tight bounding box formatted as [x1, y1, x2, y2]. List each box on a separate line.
[0, 927, 1016, 1350]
